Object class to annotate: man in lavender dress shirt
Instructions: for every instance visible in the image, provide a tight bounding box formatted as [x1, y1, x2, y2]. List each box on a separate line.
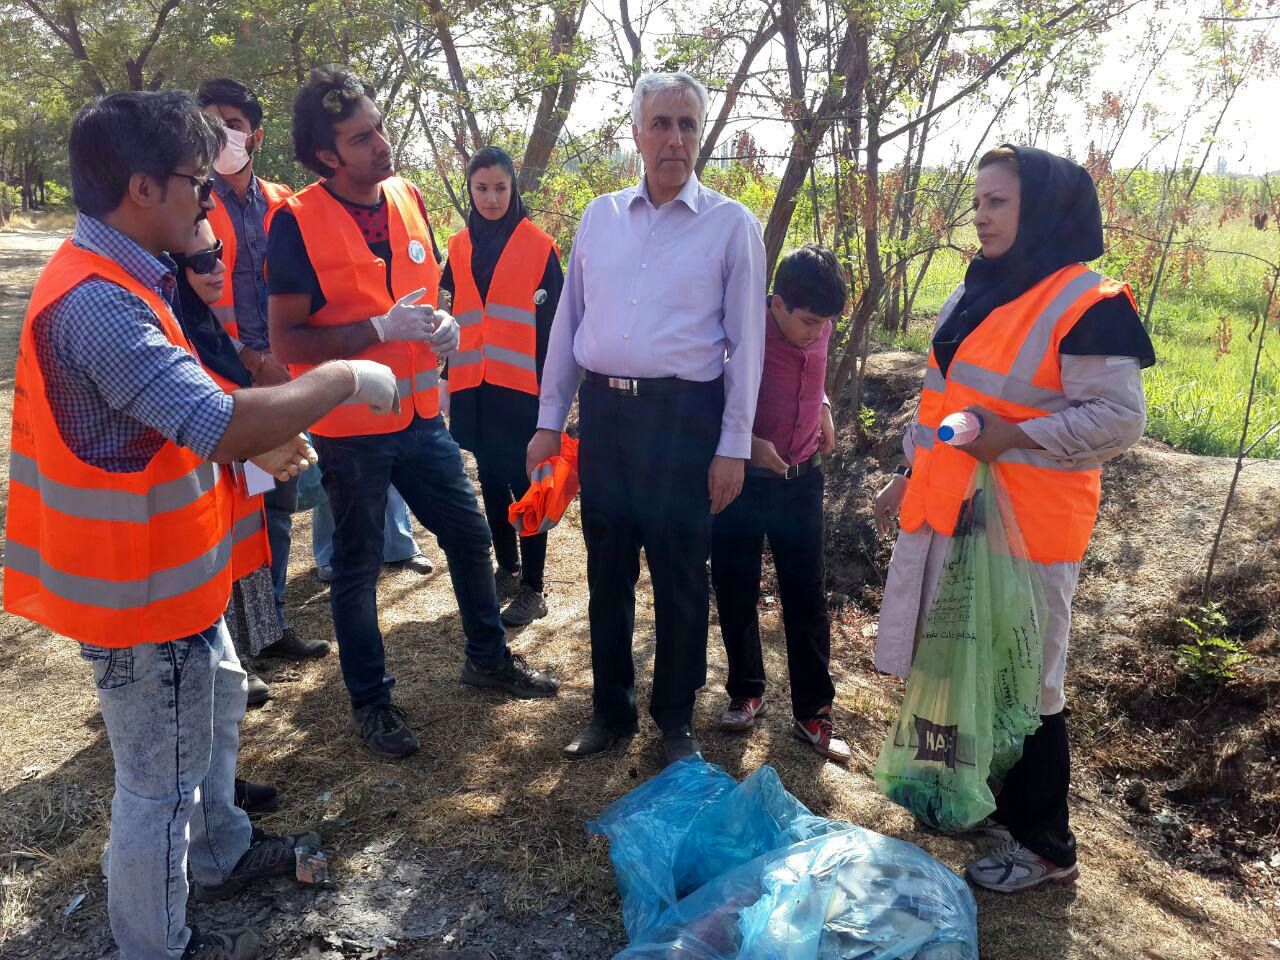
[527, 71, 766, 766]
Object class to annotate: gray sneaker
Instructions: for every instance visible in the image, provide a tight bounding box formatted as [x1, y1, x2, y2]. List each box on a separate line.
[352, 702, 420, 758]
[500, 585, 548, 627]
[182, 927, 260, 959]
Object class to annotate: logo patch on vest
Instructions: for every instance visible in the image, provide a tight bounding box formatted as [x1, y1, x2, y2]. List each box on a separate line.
[408, 240, 427, 264]
[913, 715, 959, 769]
[533, 288, 547, 305]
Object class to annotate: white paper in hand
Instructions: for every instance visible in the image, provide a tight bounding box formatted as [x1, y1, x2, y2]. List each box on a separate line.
[243, 461, 279, 497]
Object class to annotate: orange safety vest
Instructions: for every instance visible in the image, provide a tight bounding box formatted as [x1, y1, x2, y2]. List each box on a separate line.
[206, 177, 293, 341]
[274, 177, 442, 437]
[200, 365, 272, 581]
[447, 218, 557, 396]
[898, 263, 1137, 565]
[4, 240, 237, 647]
[509, 434, 579, 536]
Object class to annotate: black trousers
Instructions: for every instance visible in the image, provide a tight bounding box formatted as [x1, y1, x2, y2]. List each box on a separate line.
[711, 469, 835, 721]
[995, 710, 1076, 867]
[578, 377, 723, 732]
[475, 442, 547, 592]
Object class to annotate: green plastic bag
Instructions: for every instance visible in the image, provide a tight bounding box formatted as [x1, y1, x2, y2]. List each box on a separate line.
[875, 462, 1045, 832]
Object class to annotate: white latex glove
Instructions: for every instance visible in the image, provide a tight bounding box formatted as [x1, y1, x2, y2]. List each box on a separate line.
[343, 359, 400, 415]
[370, 288, 434, 343]
[427, 308, 460, 354]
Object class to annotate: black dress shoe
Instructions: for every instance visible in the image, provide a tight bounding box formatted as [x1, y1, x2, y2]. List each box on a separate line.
[246, 669, 270, 707]
[562, 719, 639, 759]
[258, 627, 330, 661]
[388, 553, 434, 575]
[661, 724, 701, 766]
[233, 778, 280, 816]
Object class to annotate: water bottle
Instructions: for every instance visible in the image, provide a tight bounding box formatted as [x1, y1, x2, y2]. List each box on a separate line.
[937, 411, 984, 445]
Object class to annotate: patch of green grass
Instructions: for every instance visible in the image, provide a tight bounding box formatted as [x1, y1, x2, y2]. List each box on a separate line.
[877, 216, 1280, 459]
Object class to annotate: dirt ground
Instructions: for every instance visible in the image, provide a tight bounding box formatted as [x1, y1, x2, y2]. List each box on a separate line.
[1, 223, 1279, 960]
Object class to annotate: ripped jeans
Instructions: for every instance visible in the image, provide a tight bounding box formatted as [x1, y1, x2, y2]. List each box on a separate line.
[82, 619, 252, 960]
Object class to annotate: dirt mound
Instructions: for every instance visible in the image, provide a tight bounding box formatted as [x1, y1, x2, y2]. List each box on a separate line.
[826, 350, 1280, 897]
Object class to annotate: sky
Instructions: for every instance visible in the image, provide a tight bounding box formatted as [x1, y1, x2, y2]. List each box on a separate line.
[554, 0, 1280, 178]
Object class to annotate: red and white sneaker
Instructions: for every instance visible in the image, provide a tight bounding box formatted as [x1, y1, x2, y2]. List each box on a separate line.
[718, 696, 768, 732]
[792, 708, 852, 763]
[965, 839, 1079, 892]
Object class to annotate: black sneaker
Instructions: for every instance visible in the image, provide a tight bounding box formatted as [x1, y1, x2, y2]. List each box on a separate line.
[258, 627, 330, 661]
[460, 653, 560, 698]
[500, 585, 548, 627]
[494, 565, 521, 602]
[233, 778, 279, 816]
[191, 829, 321, 902]
[182, 926, 260, 959]
[352, 702, 420, 758]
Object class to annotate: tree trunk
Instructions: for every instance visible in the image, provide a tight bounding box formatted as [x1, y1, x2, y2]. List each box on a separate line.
[427, 0, 484, 155]
[696, 10, 780, 177]
[519, 0, 587, 193]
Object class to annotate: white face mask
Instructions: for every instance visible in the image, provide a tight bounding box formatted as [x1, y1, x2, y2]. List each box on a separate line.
[213, 127, 252, 176]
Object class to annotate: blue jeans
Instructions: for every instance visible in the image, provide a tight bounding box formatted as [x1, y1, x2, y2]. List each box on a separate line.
[82, 621, 252, 959]
[263, 474, 299, 632]
[313, 415, 508, 709]
[312, 485, 419, 567]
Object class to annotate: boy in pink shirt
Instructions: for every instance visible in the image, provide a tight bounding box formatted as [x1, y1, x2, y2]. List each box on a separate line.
[711, 244, 850, 762]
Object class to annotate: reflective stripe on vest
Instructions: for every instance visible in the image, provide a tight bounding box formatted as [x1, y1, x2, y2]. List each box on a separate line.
[279, 177, 442, 437]
[898, 263, 1136, 564]
[206, 179, 292, 341]
[446, 219, 557, 396]
[4, 240, 236, 647]
[10, 451, 219, 522]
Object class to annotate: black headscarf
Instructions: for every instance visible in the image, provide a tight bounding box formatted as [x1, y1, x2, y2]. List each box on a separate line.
[173, 261, 253, 389]
[933, 145, 1108, 376]
[465, 146, 530, 300]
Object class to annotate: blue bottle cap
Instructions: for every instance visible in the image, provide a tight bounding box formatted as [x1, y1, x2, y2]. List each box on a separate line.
[937, 424, 955, 442]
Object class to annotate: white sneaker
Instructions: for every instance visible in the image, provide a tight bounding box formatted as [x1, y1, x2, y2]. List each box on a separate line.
[965, 838, 1079, 892]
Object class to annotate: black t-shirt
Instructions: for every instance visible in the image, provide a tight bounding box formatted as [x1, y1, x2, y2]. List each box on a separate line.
[265, 181, 441, 313]
[1059, 294, 1156, 367]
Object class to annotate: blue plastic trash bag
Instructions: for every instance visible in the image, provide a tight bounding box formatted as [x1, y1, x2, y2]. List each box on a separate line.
[587, 758, 977, 959]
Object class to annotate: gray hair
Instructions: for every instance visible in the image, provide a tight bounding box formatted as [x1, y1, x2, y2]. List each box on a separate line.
[630, 71, 709, 128]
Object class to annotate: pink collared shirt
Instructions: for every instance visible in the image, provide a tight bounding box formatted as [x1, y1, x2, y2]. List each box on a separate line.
[537, 175, 766, 458]
[753, 309, 831, 466]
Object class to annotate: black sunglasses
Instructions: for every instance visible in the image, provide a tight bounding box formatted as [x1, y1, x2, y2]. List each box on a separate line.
[168, 171, 216, 204]
[178, 239, 223, 275]
[322, 75, 367, 113]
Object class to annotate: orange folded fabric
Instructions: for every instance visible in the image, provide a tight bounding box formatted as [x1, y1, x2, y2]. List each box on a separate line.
[509, 434, 580, 536]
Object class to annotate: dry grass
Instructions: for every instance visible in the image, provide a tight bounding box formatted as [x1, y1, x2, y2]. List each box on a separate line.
[1, 232, 1278, 959]
[0, 211, 76, 234]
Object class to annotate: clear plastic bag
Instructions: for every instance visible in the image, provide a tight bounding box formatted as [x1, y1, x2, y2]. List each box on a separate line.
[588, 759, 977, 959]
[874, 461, 1045, 832]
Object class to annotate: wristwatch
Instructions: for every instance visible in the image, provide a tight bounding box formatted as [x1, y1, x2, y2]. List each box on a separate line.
[892, 464, 912, 478]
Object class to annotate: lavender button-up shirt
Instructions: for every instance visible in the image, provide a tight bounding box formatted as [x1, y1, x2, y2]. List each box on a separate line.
[537, 175, 766, 458]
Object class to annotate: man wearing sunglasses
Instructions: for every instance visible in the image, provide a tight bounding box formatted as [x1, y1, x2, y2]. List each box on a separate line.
[196, 77, 330, 700]
[266, 65, 560, 760]
[5, 90, 401, 960]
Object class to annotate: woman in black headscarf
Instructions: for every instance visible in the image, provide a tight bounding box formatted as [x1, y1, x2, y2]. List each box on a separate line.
[440, 147, 564, 627]
[872, 146, 1155, 893]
